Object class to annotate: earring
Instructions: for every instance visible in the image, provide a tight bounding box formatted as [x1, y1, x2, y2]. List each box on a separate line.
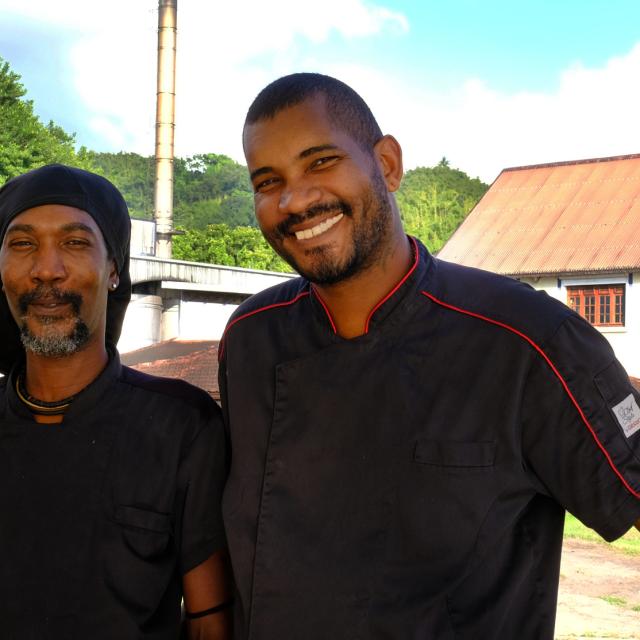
[111, 282, 118, 290]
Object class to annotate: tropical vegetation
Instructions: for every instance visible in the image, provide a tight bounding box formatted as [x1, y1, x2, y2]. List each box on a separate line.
[0, 56, 488, 271]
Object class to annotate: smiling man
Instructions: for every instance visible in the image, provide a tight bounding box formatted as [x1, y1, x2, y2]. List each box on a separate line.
[0, 164, 232, 639]
[219, 73, 640, 640]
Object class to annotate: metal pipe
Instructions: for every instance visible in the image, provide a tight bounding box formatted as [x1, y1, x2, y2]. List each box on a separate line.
[154, 0, 177, 258]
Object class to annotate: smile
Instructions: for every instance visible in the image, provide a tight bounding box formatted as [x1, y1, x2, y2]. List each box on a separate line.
[294, 213, 344, 240]
[30, 301, 70, 310]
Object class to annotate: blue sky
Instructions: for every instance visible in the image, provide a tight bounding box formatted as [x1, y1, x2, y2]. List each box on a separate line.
[395, 1, 640, 91]
[1, 0, 639, 183]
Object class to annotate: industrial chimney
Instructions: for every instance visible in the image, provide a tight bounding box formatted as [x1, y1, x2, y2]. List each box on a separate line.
[153, 0, 177, 258]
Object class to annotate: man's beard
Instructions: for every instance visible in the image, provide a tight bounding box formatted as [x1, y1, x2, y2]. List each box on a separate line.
[268, 169, 393, 285]
[18, 286, 90, 357]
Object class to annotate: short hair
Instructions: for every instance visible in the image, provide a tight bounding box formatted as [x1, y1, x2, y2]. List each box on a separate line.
[244, 73, 383, 151]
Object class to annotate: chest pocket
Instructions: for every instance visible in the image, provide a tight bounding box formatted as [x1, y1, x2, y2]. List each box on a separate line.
[386, 439, 499, 591]
[104, 505, 176, 622]
[413, 440, 496, 469]
[115, 505, 172, 558]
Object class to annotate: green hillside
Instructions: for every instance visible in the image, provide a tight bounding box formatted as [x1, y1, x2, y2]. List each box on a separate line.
[0, 56, 488, 270]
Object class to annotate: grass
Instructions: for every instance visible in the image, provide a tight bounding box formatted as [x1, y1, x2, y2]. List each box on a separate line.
[564, 513, 640, 556]
[599, 595, 627, 606]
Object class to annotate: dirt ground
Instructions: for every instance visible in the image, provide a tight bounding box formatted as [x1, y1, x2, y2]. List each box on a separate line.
[555, 538, 640, 639]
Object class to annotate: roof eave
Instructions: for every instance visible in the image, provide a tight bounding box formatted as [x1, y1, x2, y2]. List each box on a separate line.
[500, 266, 639, 279]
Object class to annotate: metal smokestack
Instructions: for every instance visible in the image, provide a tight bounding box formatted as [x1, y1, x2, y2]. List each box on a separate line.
[154, 0, 177, 258]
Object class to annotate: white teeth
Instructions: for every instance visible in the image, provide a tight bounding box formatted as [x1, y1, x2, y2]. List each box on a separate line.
[294, 213, 344, 240]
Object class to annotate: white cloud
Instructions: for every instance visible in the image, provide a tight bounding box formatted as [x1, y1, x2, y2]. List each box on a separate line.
[70, 25, 157, 151]
[0, 0, 154, 31]
[87, 115, 131, 151]
[0, 0, 158, 150]
[388, 43, 640, 182]
[5, 0, 408, 158]
[169, 1, 409, 160]
[3, 0, 638, 185]
[171, 27, 640, 184]
[177, 0, 408, 58]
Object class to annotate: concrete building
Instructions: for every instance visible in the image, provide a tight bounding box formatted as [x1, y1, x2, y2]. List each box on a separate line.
[438, 154, 640, 376]
[119, 219, 294, 353]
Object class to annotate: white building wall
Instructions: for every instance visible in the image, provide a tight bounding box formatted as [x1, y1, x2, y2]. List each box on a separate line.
[118, 257, 295, 354]
[519, 273, 640, 377]
[118, 294, 163, 353]
[119, 297, 239, 353]
[130, 218, 156, 257]
[176, 300, 238, 341]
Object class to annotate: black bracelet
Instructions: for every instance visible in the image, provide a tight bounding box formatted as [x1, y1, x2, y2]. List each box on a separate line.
[185, 598, 234, 619]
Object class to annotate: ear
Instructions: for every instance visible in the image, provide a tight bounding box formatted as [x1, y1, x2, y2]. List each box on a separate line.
[373, 135, 403, 193]
[108, 259, 119, 291]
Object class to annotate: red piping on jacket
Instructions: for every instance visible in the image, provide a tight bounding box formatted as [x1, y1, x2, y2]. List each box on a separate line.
[421, 290, 640, 501]
[363, 236, 420, 334]
[218, 291, 310, 361]
[311, 287, 338, 334]
[310, 236, 421, 336]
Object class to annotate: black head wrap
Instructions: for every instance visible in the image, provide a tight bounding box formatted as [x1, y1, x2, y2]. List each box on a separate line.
[0, 163, 132, 374]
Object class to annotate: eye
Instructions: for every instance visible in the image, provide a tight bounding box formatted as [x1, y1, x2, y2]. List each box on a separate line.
[64, 237, 91, 247]
[8, 239, 34, 249]
[254, 176, 280, 193]
[309, 155, 340, 170]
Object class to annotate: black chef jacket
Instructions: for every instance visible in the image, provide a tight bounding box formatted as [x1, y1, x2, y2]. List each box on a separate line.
[0, 351, 227, 639]
[219, 238, 640, 640]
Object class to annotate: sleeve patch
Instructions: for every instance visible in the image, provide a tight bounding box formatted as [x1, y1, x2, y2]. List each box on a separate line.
[612, 394, 640, 439]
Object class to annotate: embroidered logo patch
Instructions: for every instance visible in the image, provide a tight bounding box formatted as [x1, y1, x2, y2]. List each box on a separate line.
[612, 393, 640, 438]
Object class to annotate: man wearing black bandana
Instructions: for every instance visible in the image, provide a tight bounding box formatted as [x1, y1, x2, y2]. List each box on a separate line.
[0, 164, 232, 639]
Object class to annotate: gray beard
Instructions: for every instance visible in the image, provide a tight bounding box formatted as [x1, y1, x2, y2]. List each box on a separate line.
[20, 318, 90, 358]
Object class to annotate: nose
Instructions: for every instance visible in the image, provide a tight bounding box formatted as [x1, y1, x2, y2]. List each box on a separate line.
[30, 244, 67, 284]
[278, 180, 322, 216]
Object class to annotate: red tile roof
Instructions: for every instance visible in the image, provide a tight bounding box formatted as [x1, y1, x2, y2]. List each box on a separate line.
[122, 340, 220, 401]
[438, 154, 640, 276]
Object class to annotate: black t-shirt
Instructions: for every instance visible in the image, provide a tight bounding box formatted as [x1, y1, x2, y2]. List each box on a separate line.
[0, 352, 227, 639]
[220, 238, 640, 640]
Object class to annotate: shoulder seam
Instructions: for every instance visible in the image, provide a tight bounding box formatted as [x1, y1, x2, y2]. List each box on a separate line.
[118, 367, 216, 412]
[421, 290, 640, 501]
[219, 291, 311, 361]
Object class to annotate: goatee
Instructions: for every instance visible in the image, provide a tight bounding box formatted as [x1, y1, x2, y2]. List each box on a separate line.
[273, 169, 393, 286]
[20, 319, 90, 358]
[18, 285, 90, 357]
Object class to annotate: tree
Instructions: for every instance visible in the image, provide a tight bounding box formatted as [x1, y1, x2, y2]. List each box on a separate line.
[172, 225, 292, 272]
[87, 151, 155, 219]
[173, 153, 255, 228]
[0, 57, 92, 184]
[0, 57, 489, 270]
[89, 151, 257, 228]
[396, 162, 488, 252]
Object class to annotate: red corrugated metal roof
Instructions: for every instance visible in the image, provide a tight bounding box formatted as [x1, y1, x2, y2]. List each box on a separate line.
[438, 154, 640, 275]
[122, 340, 220, 401]
[121, 339, 217, 366]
